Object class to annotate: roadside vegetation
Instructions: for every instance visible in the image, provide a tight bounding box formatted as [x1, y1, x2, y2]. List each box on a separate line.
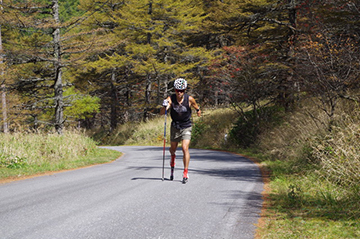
[0, 100, 359, 237]
[253, 99, 360, 238]
[0, 130, 121, 181]
[94, 101, 359, 238]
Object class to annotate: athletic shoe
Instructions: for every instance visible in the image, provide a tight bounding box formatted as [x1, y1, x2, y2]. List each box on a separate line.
[170, 167, 174, 180]
[182, 177, 188, 184]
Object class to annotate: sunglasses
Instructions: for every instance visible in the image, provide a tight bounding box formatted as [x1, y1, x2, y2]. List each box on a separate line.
[175, 89, 185, 93]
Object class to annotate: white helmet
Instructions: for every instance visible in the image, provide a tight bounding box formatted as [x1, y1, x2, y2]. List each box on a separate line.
[174, 78, 187, 90]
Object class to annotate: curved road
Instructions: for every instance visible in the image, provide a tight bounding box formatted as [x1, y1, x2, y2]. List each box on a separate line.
[0, 146, 263, 239]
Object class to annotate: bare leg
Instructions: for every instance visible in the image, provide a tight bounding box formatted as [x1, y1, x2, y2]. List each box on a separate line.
[181, 139, 190, 177]
[169, 141, 178, 156]
[169, 141, 178, 180]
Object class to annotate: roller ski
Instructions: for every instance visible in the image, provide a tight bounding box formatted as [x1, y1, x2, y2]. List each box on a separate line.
[182, 169, 188, 184]
[182, 177, 188, 184]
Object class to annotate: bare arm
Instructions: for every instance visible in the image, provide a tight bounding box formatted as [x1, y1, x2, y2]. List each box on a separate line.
[189, 96, 201, 117]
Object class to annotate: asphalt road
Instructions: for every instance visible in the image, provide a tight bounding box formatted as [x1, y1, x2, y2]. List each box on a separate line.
[0, 146, 264, 239]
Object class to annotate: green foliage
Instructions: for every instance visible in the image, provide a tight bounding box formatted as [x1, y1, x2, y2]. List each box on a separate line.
[0, 154, 28, 169]
[229, 111, 259, 148]
[59, 0, 84, 22]
[69, 0, 214, 127]
[230, 105, 285, 148]
[191, 119, 207, 146]
[0, 130, 121, 179]
[1, 0, 109, 132]
[264, 160, 360, 237]
[64, 87, 100, 120]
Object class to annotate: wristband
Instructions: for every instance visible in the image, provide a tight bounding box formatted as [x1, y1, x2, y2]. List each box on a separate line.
[196, 108, 200, 112]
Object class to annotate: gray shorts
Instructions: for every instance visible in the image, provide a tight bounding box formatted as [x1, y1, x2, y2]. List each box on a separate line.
[170, 125, 192, 142]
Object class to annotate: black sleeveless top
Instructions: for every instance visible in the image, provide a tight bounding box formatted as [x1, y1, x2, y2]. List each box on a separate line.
[170, 93, 192, 129]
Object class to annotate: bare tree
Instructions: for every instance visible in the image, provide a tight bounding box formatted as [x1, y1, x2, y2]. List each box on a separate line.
[0, 0, 8, 133]
[52, 0, 64, 134]
[296, 31, 360, 129]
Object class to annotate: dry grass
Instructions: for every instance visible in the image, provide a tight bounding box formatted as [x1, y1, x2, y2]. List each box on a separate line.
[256, 98, 360, 238]
[97, 106, 238, 148]
[124, 116, 170, 146]
[258, 98, 360, 189]
[191, 107, 238, 149]
[258, 101, 331, 161]
[0, 129, 121, 179]
[310, 113, 360, 189]
[0, 130, 97, 165]
[98, 116, 170, 146]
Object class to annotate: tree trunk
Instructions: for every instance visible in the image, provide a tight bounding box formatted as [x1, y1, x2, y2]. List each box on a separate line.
[110, 69, 119, 131]
[163, 78, 168, 98]
[145, 74, 151, 105]
[215, 90, 218, 106]
[53, 0, 64, 134]
[0, 11, 9, 133]
[287, 0, 298, 110]
[1, 84, 8, 133]
[144, 74, 151, 122]
[278, 0, 298, 111]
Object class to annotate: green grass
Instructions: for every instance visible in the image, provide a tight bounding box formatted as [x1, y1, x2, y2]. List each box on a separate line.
[259, 160, 360, 238]
[254, 99, 360, 238]
[262, 216, 360, 239]
[0, 130, 121, 181]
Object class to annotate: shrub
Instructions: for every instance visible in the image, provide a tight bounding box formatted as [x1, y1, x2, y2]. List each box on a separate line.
[229, 105, 285, 148]
[0, 130, 98, 166]
[191, 120, 207, 146]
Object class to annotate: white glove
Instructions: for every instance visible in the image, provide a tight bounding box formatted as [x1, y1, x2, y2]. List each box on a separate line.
[162, 100, 169, 107]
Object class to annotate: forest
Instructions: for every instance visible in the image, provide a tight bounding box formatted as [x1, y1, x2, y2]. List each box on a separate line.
[0, 0, 359, 135]
[1, 1, 360, 236]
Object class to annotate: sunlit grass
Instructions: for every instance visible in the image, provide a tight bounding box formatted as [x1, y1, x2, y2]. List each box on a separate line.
[255, 98, 360, 238]
[98, 107, 238, 149]
[0, 130, 121, 180]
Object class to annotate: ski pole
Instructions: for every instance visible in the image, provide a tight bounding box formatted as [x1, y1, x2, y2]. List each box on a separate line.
[162, 108, 167, 181]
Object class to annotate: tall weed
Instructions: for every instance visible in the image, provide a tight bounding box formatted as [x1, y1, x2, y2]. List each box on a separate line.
[0, 130, 97, 168]
[309, 113, 360, 191]
[98, 107, 238, 149]
[191, 107, 238, 149]
[96, 117, 170, 146]
[258, 101, 330, 161]
[257, 99, 360, 237]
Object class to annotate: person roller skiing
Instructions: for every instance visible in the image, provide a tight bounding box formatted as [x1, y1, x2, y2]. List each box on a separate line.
[160, 78, 201, 184]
